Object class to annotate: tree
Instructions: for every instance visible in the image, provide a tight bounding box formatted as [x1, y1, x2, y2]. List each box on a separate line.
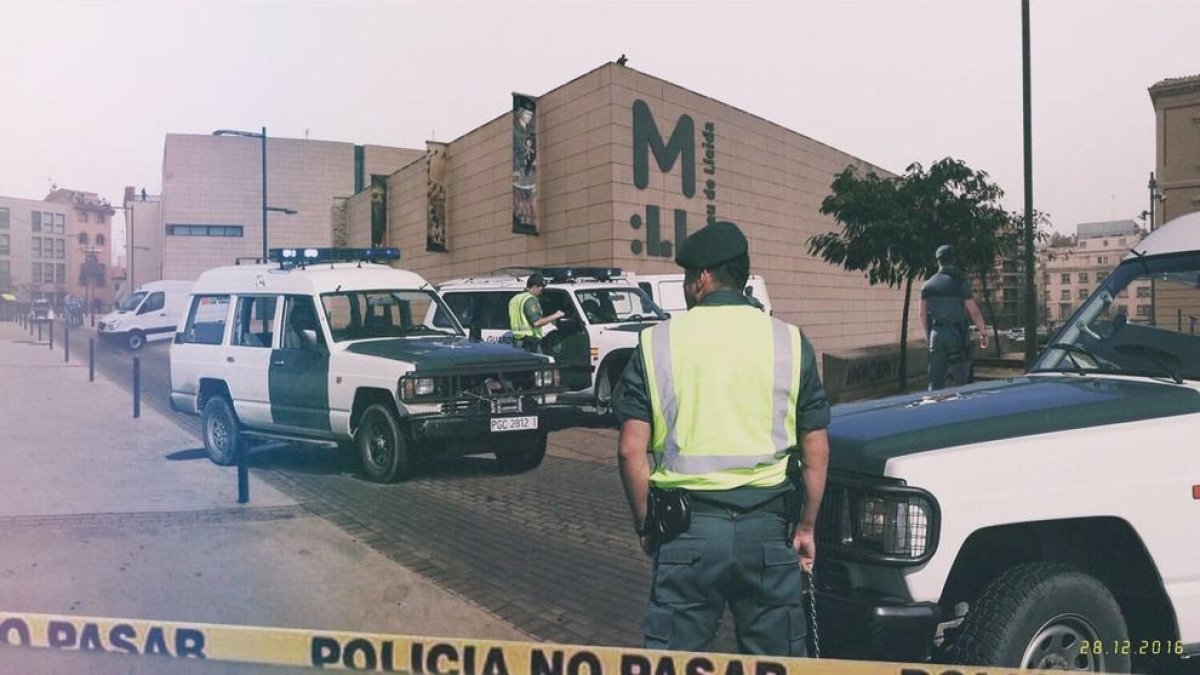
[809, 158, 1010, 392]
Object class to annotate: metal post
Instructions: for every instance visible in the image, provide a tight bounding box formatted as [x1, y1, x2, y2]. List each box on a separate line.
[48, 321, 53, 350]
[261, 126, 268, 260]
[38, 321, 42, 342]
[237, 443, 249, 504]
[1148, 172, 1158, 232]
[89, 338, 95, 382]
[133, 356, 141, 418]
[64, 321, 70, 362]
[1021, 0, 1037, 367]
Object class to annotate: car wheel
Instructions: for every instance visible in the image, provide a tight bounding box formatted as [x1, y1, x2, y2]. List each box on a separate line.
[943, 562, 1131, 672]
[357, 403, 410, 482]
[127, 330, 146, 350]
[202, 396, 242, 466]
[495, 432, 547, 472]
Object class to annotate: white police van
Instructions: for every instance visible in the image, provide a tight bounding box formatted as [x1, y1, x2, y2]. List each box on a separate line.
[429, 268, 666, 413]
[813, 211, 1200, 672]
[99, 280, 194, 350]
[636, 272, 773, 316]
[169, 248, 564, 482]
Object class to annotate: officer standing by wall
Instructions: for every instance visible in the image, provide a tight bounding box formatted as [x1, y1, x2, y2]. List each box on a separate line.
[508, 273, 564, 353]
[615, 221, 830, 656]
[920, 244, 988, 390]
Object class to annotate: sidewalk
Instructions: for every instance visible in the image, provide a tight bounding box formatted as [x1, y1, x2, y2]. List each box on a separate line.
[0, 319, 528, 672]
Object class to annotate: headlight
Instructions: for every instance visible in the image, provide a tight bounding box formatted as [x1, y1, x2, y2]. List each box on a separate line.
[820, 480, 939, 565]
[399, 376, 436, 400]
[533, 368, 560, 388]
[105, 318, 120, 330]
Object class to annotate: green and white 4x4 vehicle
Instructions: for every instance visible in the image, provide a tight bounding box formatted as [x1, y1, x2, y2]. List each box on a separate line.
[169, 248, 564, 482]
[430, 268, 666, 412]
[816, 212, 1200, 673]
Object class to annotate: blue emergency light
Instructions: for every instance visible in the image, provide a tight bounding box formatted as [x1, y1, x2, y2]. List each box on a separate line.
[268, 247, 401, 267]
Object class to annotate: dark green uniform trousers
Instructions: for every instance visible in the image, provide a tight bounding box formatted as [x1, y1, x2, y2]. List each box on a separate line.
[642, 507, 808, 656]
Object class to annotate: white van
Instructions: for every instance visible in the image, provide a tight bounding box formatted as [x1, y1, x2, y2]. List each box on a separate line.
[99, 280, 194, 350]
[637, 273, 773, 316]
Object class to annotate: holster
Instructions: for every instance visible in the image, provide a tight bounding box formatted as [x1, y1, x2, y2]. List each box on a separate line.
[784, 454, 806, 539]
[644, 487, 692, 544]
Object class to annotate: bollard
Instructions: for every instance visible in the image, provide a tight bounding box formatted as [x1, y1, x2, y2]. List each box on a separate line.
[133, 356, 141, 418]
[64, 321, 70, 362]
[89, 338, 95, 382]
[37, 322, 42, 342]
[49, 321, 53, 351]
[237, 443, 249, 504]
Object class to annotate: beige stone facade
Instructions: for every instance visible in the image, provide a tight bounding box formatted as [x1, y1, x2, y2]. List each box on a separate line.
[1150, 74, 1200, 225]
[1039, 220, 1150, 328]
[45, 189, 117, 310]
[346, 63, 923, 360]
[123, 186, 163, 291]
[160, 134, 422, 281]
[0, 195, 71, 304]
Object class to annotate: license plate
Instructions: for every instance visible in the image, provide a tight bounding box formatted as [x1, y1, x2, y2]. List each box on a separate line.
[490, 416, 537, 433]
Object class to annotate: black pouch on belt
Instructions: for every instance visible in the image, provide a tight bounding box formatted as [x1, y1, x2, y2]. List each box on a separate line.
[645, 488, 692, 543]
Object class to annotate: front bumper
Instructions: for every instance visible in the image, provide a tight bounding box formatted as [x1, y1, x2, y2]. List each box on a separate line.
[408, 405, 576, 442]
[815, 588, 940, 662]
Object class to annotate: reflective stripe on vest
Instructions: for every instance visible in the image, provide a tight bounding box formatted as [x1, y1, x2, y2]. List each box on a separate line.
[641, 305, 803, 491]
[508, 292, 540, 339]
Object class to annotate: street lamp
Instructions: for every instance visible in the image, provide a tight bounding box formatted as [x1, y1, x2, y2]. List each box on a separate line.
[213, 127, 300, 260]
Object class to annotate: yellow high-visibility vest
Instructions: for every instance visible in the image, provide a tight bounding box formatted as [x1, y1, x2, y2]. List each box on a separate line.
[641, 305, 803, 490]
[508, 292, 540, 340]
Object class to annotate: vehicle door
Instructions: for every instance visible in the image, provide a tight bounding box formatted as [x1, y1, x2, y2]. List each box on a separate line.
[225, 294, 278, 428]
[171, 294, 231, 410]
[268, 295, 332, 435]
[538, 288, 592, 390]
[442, 291, 519, 345]
[135, 291, 170, 341]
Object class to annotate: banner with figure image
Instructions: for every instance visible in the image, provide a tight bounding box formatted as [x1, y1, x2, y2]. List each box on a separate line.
[369, 175, 388, 247]
[512, 93, 538, 235]
[427, 141, 448, 252]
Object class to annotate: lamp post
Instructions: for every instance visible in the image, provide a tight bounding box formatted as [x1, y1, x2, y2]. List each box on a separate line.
[212, 128, 298, 258]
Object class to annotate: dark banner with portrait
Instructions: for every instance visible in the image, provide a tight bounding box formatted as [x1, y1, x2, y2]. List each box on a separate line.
[512, 93, 538, 235]
[370, 175, 388, 247]
[426, 141, 448, 252]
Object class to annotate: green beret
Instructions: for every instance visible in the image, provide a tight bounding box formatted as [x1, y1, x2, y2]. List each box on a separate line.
[675, 221, 748, 269]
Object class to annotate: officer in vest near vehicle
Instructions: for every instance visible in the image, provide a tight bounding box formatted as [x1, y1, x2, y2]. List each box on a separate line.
[920, 244, 988, 390]
[615, 221, 831, 656]
[508, 273, 564, 353]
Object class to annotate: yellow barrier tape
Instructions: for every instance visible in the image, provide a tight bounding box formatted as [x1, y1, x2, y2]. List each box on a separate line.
[0, 610, 1062, 674]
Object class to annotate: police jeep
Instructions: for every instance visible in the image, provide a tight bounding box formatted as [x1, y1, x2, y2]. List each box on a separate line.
[814, 211, 1200, 673]
[169, 248, 564, 482]
[429, 267, 666, 413]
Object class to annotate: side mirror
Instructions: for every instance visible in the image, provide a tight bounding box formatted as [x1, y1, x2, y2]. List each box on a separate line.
[173, 333, 184, 345]
[556, 317, 581, 333]
[300, 329, 322, 351]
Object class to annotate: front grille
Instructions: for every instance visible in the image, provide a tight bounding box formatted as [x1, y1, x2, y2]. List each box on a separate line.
[816, 474, 939, 566]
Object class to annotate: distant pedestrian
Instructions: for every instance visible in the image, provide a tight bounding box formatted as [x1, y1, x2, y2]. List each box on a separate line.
[920, 244, 987, 390]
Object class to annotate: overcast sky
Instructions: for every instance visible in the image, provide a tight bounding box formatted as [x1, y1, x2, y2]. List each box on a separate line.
[2, 0, 1197, 252]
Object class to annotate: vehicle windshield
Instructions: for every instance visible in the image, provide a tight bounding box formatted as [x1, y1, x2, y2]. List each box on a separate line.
[117, 292, 147, 312]
[320, 288, 463, 342]
[574, 287, 666, 325]
[1031, 252, 1200, 382]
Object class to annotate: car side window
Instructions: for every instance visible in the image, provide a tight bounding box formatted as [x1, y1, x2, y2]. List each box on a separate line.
[182, 295, 230, 345]
[540, 289, 574, 320]
[486, 292, 520, 329]
[282, 296, 326, 351]
[233, 296, 277, 348]
[139, 292, 165, 314]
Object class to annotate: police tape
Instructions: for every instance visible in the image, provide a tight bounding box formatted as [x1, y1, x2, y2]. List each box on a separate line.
[0, 610, 1059, 674]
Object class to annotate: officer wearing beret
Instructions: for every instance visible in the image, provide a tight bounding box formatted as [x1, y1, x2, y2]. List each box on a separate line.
[508, 273, 564, 353]
[920, 244, 987, 389]
[615, 221, 831, 655]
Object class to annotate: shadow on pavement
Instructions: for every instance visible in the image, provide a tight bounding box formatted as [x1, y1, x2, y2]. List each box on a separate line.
[164, 448, 209, 461]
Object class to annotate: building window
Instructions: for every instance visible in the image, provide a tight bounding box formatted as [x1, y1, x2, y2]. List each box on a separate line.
[166, 224, 244, 237]
[0, 233, 8, 255]
[1060, 273, 1071, 284]
[32, 238, 41, 258]
[44, 264, 55, 284]
[0, 207, 8, 229]
[1078, 272, 1089, 283]
[1078, 288, 1089, 299]
[55, 213, 65, 232]
[1060, 289, 1070, 301]
[1097, 256, 1108, 264]
[96, 233, 106, 246]
[0, 260, 9, 278]
[77, 210, 88, 223]
[1137, 305, 1152, 317]
[55, 239, 65, 259]
[31, 262, 40, 282]
[1137, 286, 1151, 298]
[1079, 241, 1087, 248]
[78, 232, 89, 245]
[55, 263, 65, 284]
[31, 211, 40, 232]
[96, 214, 106, 225]
[1059, 303, 1072, 317]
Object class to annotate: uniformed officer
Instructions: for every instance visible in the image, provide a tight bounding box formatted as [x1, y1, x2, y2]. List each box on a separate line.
[920, 244, 988, 390]
[615, 221, 831, 656]
[508, 273, 564, 353]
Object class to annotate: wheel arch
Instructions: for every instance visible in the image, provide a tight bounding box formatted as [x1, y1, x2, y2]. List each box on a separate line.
[939, 517, 1179, 645]
[349, 387, 399, 436]
[595, 347, 635, 401]
[197, 378, 231, 413]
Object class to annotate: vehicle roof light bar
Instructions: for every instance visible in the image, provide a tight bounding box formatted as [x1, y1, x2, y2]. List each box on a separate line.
[493, 266, 624, 283]
[267, 247, 401, 268]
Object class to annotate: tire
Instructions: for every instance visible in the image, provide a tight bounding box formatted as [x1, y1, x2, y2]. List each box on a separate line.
[127, 330, 146, 351]
[494, 432, 547, 472]
[942, 562, 1131, 672]
[357, 403, 410, 482]
[202, 396, 242, 466]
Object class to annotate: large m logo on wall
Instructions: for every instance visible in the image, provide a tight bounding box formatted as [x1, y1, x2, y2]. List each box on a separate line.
[629, 99, 699, 258]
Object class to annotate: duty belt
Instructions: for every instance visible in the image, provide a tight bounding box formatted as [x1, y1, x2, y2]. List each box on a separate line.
[687, 492, 789, 515]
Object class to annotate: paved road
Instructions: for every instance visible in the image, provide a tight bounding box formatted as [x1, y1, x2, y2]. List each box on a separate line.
[52, 321, 739, 650]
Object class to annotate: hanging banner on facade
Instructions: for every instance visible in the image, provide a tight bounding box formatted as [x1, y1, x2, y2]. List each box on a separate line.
[427, 141, 448, 252]
[370, 175, 388, 248]
[512, 93, 538, 235]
